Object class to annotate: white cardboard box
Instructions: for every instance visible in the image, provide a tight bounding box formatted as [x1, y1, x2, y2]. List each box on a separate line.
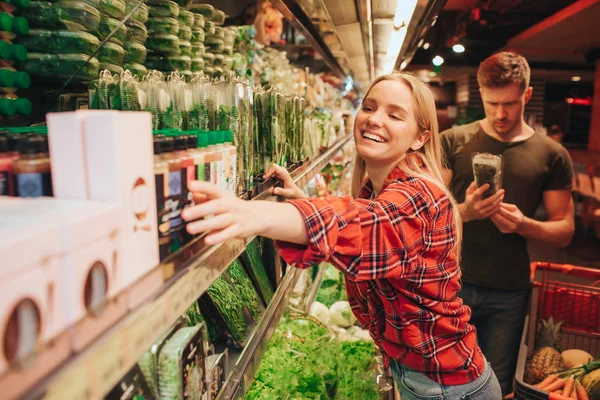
[83, 111, 160, 289]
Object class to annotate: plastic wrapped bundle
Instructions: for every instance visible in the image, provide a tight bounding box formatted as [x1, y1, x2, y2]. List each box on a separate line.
[90, 69, 120, 109]
[120, 70, 145, 111]
[125, 1, 149, 23]
[20, 1, 101, 32]
[97, 0, 125, 19]
[142, 70, 169, 129]
[179, 40, 191, 56]
[146, 33, 180, 55]
[123, 62, 147, 80]
[162, 71, 186, 130]
[96, 15, 127, 46]
[18, 29, 100, 55]
[178, 9, 193, 26]
[472, 153, 503, 199]
[126, 19, 148, 45]
[178, 25, 191, 41]
[226, 259, 264, 322]
[124, 41, 147, 64]
[99, 62, 123, 76]
[147, 16, 179, 35]
[97, 41, 124, 65]
[147, 0, 179, 18]
[19, 52, 99, 81]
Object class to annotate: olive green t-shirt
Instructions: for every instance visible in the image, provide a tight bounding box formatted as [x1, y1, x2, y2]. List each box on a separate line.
[441, 121, 574, 290]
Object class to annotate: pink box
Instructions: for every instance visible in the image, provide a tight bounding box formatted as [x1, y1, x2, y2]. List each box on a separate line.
[83, 111, 160, 293]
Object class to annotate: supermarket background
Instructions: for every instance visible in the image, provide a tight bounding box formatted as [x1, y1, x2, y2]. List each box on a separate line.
[1, 0, 600, 399]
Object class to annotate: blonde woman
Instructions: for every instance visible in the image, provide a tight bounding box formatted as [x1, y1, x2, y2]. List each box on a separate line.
[182, 72, 502, 399]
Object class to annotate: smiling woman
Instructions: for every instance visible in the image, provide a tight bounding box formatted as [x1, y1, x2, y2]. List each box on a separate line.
[182, 71, 502, 400]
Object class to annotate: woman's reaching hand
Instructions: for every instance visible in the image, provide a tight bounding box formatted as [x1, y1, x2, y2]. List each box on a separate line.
[264, 163, 307, 199]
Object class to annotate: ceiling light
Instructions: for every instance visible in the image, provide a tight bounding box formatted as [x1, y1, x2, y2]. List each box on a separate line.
[431, 16, 438, 27]
[418, 39, 424, 48]
[385, 28, 407, 69]
[393, 0, 418, 30]
[432, 55, 444, 66]
[452, 44, 465, 53]
[571, 76, 581, 82]
[423, 77, 431, 83]
[423, 42, 430, 50]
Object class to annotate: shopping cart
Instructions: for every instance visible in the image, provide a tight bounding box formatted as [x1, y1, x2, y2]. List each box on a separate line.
[514, 262, 600, 399]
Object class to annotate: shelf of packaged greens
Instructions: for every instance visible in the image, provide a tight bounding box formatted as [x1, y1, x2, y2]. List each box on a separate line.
[216, 267, 304, 400]
[10, 133, 352, 400]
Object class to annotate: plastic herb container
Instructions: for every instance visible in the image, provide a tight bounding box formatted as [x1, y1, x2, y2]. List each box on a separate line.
[147, 0, 179, 18]
[212, 53, 223, 68]
[212, 26, 224, 40]
[191, 57, 203, 72]
[178, 9, 193, 26]
[178, 25, 191, 41]
[204, 36, 223, 53]
[202, 51, 213, 66]
[97, 16, 127, 46]
[222, 45, 232, 56]
[124, 62, 147, 79]
[126, 1, 149, 23]
[20, 52, 99, 81]
[146, 33, 180, 55]
[203, 65, 213, 78]
[97, 0, 125, 19]
[179, 69, 191, 80]
[126, 19, 148, 45]
[203, 20, 215, 35]
[19, 29, 100, 55]
[20, 1, 101, 33]
[147, 16, 179, 36]
[158, 325, 207, 400]
[223, 28, 234, 48]
[145, 54, 191, 71]
[124, 41, 147, 64]
[179, 40, 191, 56]
[192, 13, 204, 28]
[191, 27, 204, 43]
[99, 62, 123, 75]
[191, 42, 205, 57]
[97, 41, 124, 64]
[190, 3, 213, 18]
[210, 9, 225, 25]
[222, 55, 232, 71]
[212, 66, 222, 78]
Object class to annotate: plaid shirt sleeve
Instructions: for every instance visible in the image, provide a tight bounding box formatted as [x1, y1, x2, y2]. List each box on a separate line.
[276, 181, 453, 282]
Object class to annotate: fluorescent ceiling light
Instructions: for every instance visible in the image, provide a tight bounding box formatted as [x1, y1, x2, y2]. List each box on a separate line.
[432, 55, 444, 66]
[452, 44, 465, 53]
[384, 0, 417, 73]
[571, 76, 581, 82]
[393, 0, 418, 30]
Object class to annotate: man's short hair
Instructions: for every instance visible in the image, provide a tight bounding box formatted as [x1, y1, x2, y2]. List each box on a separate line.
[477, 51, 531, 92]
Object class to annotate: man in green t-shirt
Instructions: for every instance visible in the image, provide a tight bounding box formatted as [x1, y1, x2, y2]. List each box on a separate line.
[441, 52, 575, 395]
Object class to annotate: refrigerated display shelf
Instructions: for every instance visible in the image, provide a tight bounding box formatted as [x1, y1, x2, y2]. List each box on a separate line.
[5, 133, 352, 400]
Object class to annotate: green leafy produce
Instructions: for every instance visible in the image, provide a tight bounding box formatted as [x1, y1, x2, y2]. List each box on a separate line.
[124, 42, 147, 64]
[190, 57, 203, 72]
[96, 16, 127, 46]
[20, 1, 101, 32]
[124, 62, 147, 80]
[147, 16, 180, 35]
[178, 25, 192, 41]
[203, 20, 215, 35]
[217, 104, 233, 130]
[126, 1, 149, 23]
[97, 41, 124, 65]
[126, 19, 148, 45]
[178, 9, 194, 26]
[147, 0, 180, 18]
[191, 27, 205, 43]
[189, 3, 213, 19]
[204, 36, 223, 53]
[227, 260, 263, 321]
[20, 52, 99, 81]
[179, 40, 191, 56]
[146, 33, 180, 55]
[98, 0, 125, 19]
[213, 54, 223, 68]
[120, 70, 145, 110]
[19, 29, 100, 55]
[242, 239, 274, 304]
[162, 55, 192, 71]
[210, 9, 225, 25]
[158, 326, 202, 400]
[192, 13, 204, 28]
[99, 62, 123, 76]
[92, 70, 120, 110]
[205, 275, 249, 345]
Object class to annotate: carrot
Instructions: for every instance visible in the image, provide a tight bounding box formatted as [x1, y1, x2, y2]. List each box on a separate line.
[563, 377, 575, 397]
[503, 393, 514, 399]
[576, 382, 590, 400]
[556, 390, 562, 395]
[537, 374, 559, 389]
[571, 384, 579, 400]
[545, 378, 567, 392]
[549, 392, 575, 400]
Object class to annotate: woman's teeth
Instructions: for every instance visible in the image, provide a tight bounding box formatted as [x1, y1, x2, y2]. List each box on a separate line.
[363, 132, 385, 143]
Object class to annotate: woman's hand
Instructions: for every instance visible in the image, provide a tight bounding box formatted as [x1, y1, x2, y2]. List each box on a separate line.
[182, 181, 266, 245]
[264, 163, 307, 199]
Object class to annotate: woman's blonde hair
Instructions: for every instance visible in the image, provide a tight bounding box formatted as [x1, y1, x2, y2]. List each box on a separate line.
[351, 71, 462, 249]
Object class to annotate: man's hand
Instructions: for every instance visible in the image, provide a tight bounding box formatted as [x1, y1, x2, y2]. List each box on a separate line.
[490, 203, 525, 234]
[264, 163, 306, 199]
[460, 181, 504, 222]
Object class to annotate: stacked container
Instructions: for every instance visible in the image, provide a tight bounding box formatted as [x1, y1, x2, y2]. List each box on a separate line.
[123, 0, 149, 79]
[17, 0, 101, 86]
[0, 0, 31, 117]
[144, 0, 187, 77]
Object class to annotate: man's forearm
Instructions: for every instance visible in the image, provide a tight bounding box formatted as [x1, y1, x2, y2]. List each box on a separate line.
[517, 217, 574, 248]
[255, 201, 309, 245]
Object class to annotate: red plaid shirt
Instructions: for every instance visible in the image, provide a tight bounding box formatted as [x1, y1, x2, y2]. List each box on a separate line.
[277, 165, 485, 385]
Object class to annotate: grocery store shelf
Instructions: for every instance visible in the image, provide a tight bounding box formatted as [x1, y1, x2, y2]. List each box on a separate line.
[304, 263, 325, 313]
[6, 135, 352, 400]
[217, 267, 303, 400]
[269, 0, 346, 79]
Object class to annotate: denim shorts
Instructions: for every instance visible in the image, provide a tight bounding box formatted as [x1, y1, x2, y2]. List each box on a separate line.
[390, 359, 502, 400]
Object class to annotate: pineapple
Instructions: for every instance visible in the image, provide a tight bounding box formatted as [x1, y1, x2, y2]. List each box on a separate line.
[524, 317, 566, 384]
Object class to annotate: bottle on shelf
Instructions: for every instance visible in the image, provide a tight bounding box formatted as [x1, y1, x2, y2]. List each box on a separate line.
[205, 130, 223, 188]
[0, 93, 31, 115]
[0, 66, 29, 93]
[0, 41, 27, 66]
[153, 134, 170, 260]
[188, 130, 209, 182]
[222, 130, 236, 194]
[0, 11, 29, 40]
[0, 135, 15, 195]
[13, 134, 52, 197]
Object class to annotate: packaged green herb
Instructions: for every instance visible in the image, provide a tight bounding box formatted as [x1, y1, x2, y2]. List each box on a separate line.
[124, 41, 147, 64]
[199, 274, 254, 348]
[126, 18, 149, 45]
[190, 57, 203, 72]
[192, 13, 204, 28]
[126, 1, 149, 23]
[147, 0, 179, 18]
[146, 33, 180, 55]
[105, 364, 153, 400]
[178, 9, 194, 27]
[90, 69, 119, 109]
[97, 15, 127, 46]
[18, 29, 100, 55]
[99, 61, 123, 76]
[97, 41, 124, 65]
[158, 324, 207, 400]
[142, 70, 169, 130]
[147, 16, 180, 36]
[227, 259, 264, 321]
[189, 3, 213, 19]
[162, 71, 186, 130]
[120, 70, 145, 110]
[97, 0, 125, 19]
[240, 239, 274, 304]
[178, 25, 192, 41]
[179, 40, 191, 56]
[206, 350, 228, 400]
[204, 36, 223, 53]
[210, 9, 225, 25]
[124, 62, 148, 80]
[20, 1, 101, 33]
[19, 52, 99, 81]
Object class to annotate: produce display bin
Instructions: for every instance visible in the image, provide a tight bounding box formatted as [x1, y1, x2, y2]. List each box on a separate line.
[514, 262, 600, 399]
